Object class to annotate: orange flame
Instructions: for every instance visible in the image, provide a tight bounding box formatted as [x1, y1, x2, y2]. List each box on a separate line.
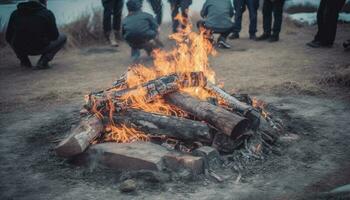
[90, 14, 219, 143]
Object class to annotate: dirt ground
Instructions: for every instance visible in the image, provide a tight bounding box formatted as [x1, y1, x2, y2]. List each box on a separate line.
[1, 14, 350, 200]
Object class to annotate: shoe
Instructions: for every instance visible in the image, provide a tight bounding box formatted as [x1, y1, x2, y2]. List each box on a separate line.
[306, 40, 321, 48]
[217, 40, 231, 49]
[229, 32, 239, 40]
[269, 35, 279, 42]
[36, 58, 50, 69]
[20, 58, 32, 68]
[256, 33, 271, 41]
[250, 34, 257, 40]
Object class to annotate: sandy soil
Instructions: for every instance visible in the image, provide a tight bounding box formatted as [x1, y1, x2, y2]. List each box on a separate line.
[1, 14, 350, 200]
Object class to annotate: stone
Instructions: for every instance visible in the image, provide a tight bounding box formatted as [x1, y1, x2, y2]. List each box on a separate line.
[87, 142, 171, 171]
[192, 146, 223, 169]
[163, 154, 204, 174]
[120, 170, 170, 183]
[119, 179, 137, 193]
[279, 133, 300, 143]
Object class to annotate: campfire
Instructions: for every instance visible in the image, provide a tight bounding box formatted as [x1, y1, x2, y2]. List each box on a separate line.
[55, 19, 283, 174]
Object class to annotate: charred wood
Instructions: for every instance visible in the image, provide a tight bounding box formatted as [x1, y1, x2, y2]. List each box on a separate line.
[165, 92, 250, 139]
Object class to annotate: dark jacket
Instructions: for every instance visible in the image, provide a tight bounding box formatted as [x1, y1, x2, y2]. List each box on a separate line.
[201, 0, 234, 32]
[6, 1, 59, 53]
[168, 0, 192, 7]
[122, 11, 158, 42]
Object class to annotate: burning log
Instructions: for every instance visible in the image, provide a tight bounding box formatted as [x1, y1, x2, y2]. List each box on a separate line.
[85, 72, 206, 112]
[110, 109, 212, 142]
[204, 82, 261, 129]
[165, 92, 250, 139]
[55, 115, 103, 157]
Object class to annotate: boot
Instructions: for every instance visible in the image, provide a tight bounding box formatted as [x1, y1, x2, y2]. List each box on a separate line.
[20, 57, 32, 68]
[36, 57, 50, 69]
[249, 34, 257, 40]
[256, 33, 271, 41]
[268, 34, 279, 42]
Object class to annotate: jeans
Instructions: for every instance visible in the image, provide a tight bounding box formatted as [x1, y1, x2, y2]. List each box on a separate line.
[197, 20, 233, 42]
[146, 0, 163, 25]
[170, 0, 192, 33]
[102, 0, 124, 33]
[233, 0, 259, 35]
[12, 33, 67, 63]
[314, 0, 346, 45]
[126, 30, 158, 58]
[262, 0, 285, 36]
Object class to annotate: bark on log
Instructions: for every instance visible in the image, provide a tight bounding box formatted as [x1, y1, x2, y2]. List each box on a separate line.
[85, 72, 206, 112]
[111, 109, 212, 142]
[204, 82, 261, 129]
[165, 92, 250, 139]
[55, 115, 103, 157]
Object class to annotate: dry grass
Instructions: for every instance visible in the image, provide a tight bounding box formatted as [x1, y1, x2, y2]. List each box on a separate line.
[318, 64, 350, 88]
[61, 9, 105, 48]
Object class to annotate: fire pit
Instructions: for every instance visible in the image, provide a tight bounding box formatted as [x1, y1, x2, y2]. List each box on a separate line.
[55, 21, 283, 175]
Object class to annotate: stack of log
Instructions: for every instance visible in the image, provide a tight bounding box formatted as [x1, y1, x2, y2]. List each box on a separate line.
[55, 71, 282, 159]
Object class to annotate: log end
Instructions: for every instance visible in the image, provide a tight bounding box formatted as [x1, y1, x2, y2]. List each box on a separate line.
[55, 137, 84, 157]
[231, 118, 250, 140]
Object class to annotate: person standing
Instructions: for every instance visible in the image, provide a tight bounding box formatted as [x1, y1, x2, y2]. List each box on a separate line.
[6, 0, 67, 69]
[168, 0, 192, 33]
[102, 0, 124, 46]
[256, 0, 285, 42]
[198, 0, 234, 49]
[307, 0, 346, 48]
[122, 0, 163, 61]
[142, 0, 163, 25]
[230, 0, 259, 40]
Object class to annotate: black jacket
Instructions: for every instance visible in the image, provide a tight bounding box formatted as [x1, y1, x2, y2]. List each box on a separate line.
[122, 11, 158, 41]
[201, 0, 234, 32]
[6, 1, 59, 53]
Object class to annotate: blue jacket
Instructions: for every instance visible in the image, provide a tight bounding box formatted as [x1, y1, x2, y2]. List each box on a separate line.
[122, 11, 158, 41]
[201, 0, 234, 31]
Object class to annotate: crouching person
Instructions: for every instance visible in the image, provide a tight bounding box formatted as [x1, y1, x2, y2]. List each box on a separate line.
[122, 0, 163, 62]
[6, 0, 67, 69]
[198, 0, 234, 49]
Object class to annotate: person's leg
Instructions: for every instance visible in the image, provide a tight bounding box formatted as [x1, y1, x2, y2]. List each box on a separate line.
[197, 20, 214, 43]
[246, 0, 259, 38]
[170, 1, 180, 33]
[112, 0, 124, 39]
[37, 33, 67, 68]
[256, 0, 272, 40]
[11, 46, 32, 67]
[321, 0, 346, 46]
[233, 0, 244, 35]
[148, 0, 163, 25]
[269, 0, 285, 42]
[179, 0, 191, 30]
[102, 0, 113, 40]
[307, 0, 326, 47]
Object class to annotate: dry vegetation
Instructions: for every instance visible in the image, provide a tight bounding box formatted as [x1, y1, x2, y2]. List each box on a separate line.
[61, 9, 105, 48]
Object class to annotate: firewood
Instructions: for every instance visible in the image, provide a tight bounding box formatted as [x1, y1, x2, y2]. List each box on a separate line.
[165, 92, 250, 139]
[111, 109, 212, 142]
[204, 82, 261, 129]
[85, 72, 206, 112]
[55, 115, 103, 157]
